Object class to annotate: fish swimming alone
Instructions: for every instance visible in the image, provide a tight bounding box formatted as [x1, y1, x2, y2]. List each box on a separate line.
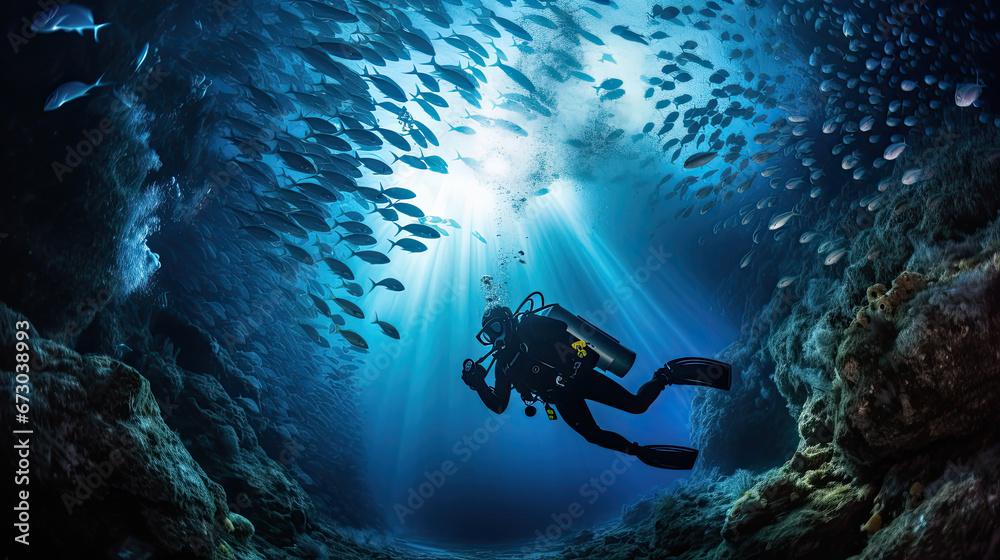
[44, 76, 107, 111]
[370, 278, 404, 292]
[373, 313, 400, 339]
[31, 4, 111, 41]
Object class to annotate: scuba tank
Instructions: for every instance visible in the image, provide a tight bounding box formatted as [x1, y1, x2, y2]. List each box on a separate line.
[534, 303, 636, 378]
[516, 293, 637, 378]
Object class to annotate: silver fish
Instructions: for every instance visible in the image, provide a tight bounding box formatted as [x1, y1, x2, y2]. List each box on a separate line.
[768, 210, 800, 231]
[31, 4, 111, 41]
[883, 142, 907, 160]
[44, 75, 106, 111]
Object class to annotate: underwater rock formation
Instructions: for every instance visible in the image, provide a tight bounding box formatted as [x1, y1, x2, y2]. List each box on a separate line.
[0, 303, 231, 559]
[137, 310, 314, 544]
[2, 0, 999, 555]
[5, 136, 997, 560]
[556, 123, 1000, 560]
[690, 304, 800, 474]
[0, 302, 403, 560]
[0, 89, 164, 335]
[719, 250, 1000, 559]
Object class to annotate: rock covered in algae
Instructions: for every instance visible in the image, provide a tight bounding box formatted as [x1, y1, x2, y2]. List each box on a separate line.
[850, 271, 927, 330]
[836, 258, 1000, 464]
[576, 133, 1000, 560]
[0, 303, 231, 559]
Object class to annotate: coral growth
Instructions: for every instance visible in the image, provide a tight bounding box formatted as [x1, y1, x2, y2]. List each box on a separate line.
[850, 271, 928, 330]
[559, 128, 1000, 560]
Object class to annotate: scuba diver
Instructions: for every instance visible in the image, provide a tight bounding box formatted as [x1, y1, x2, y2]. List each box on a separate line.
[462, 293, 731, 469]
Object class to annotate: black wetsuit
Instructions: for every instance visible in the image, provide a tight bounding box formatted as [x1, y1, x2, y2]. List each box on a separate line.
[472, 313, 666, 454]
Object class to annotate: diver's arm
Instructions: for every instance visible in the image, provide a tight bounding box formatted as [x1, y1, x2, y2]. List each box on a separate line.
[472, 365, 512, 414]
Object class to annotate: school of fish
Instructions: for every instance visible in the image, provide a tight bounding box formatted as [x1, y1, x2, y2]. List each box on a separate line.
[32, 0, 998, 409]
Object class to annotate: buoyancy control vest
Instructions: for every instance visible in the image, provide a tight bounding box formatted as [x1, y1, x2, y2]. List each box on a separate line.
[468, 292, 639, 415]
[501, 313, 600, 400]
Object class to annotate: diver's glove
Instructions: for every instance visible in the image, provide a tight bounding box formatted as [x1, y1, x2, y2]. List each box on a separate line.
[462, 359, 487, 390]
[653, 366, 670, 388]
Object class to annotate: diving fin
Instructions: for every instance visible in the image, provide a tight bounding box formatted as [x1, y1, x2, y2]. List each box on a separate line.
[663, 357, 731, 391]
[636, 445, 699, 470]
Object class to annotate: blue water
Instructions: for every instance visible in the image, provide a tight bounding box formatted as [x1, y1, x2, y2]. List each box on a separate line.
[19, 0, 998, 551]
[278, 4, 784, 543]
[361, 229, 737, 544]
[333, 18, 763, 536]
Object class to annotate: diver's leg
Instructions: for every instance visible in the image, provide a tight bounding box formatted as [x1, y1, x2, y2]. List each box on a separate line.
[554, 397, 637, 454]
[579, 369, 665, 414]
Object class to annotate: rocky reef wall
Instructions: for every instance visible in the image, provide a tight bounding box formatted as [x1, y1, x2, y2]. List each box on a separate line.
[0, 301, 398, 559]
[551, 119, 1000, 560]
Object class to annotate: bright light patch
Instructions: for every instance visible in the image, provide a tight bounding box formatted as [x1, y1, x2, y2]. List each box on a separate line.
[352, 0, 748, 544]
